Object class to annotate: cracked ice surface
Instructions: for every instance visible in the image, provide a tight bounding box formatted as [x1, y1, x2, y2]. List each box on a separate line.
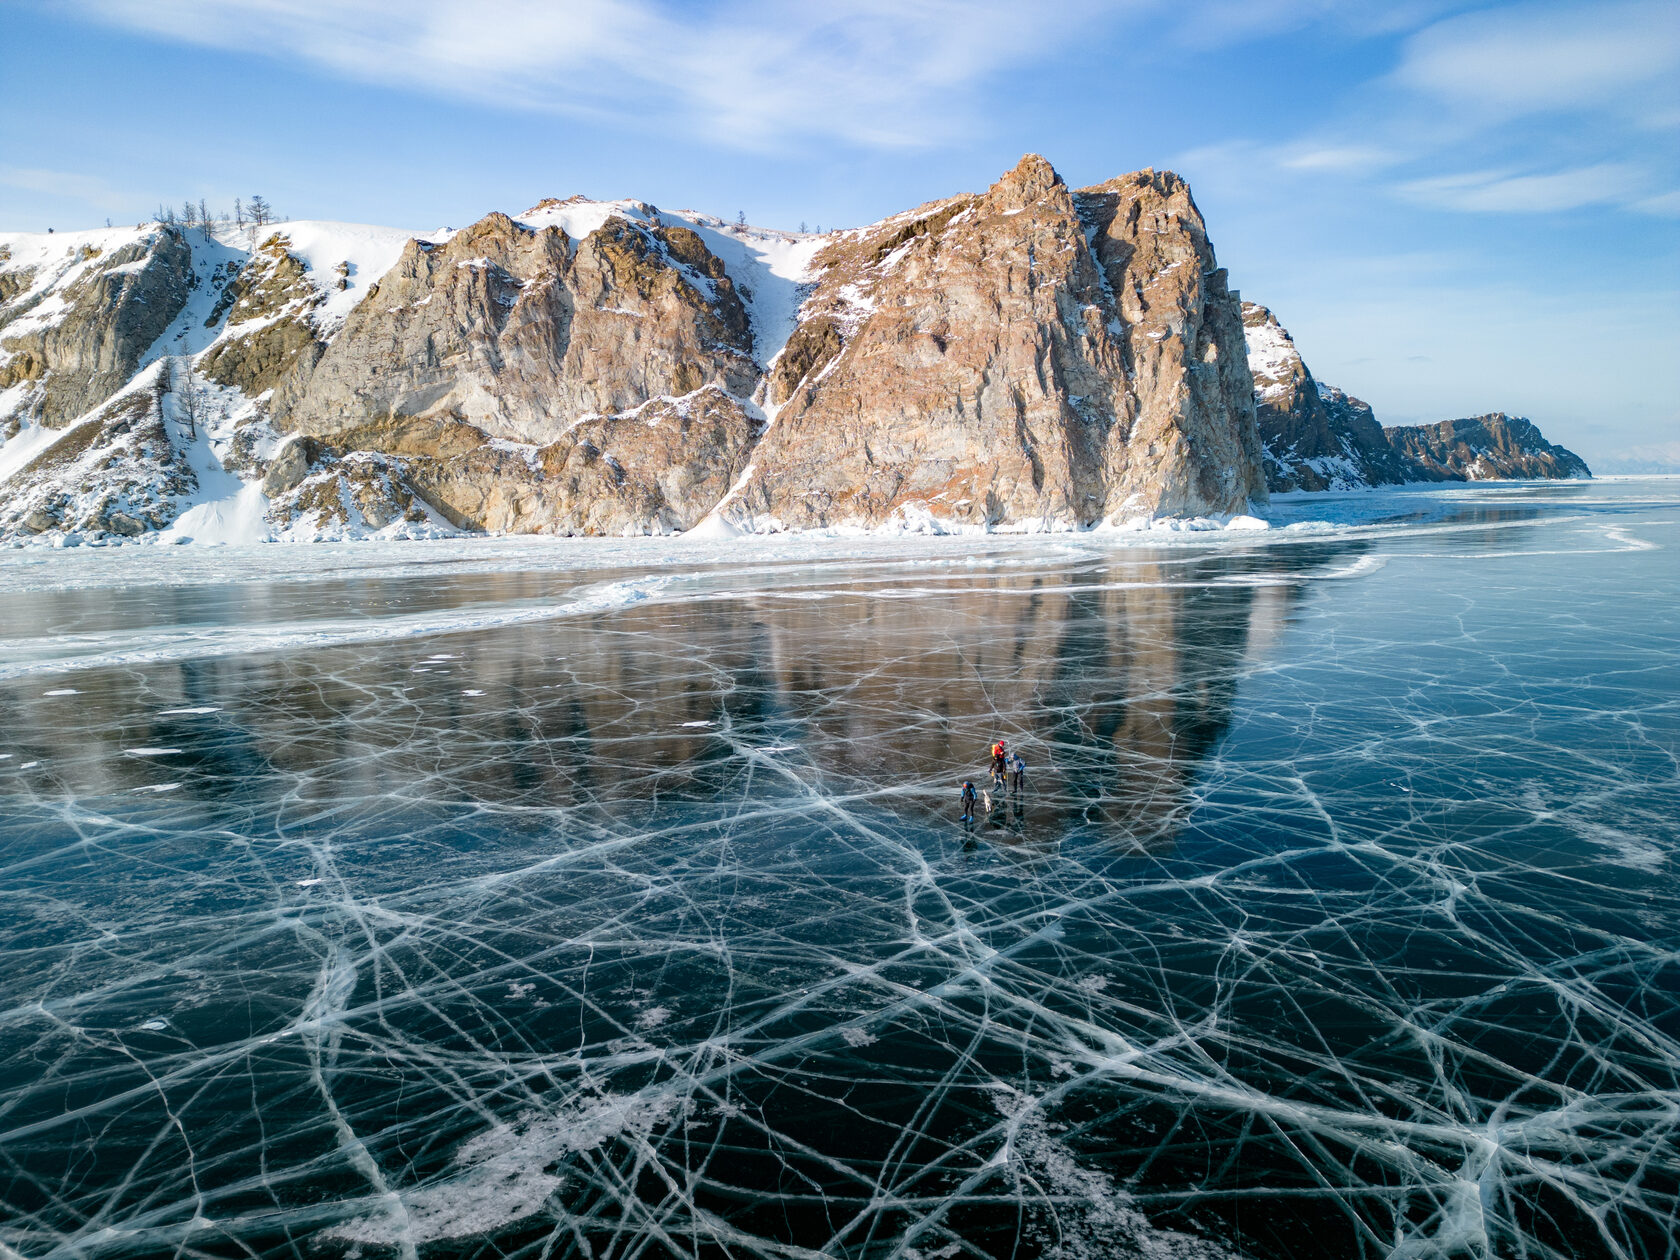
[0, 480, 1676, 1259]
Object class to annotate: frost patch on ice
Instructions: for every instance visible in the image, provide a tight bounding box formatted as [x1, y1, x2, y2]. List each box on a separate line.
[1572, 820, 1666, 871]
[985, 1086, 1237, 1259]
[322, 1095, 674, 1247]
[123, 747, 182, 757]
[43, 688, 79, 696]
[156, 706, 220, 715]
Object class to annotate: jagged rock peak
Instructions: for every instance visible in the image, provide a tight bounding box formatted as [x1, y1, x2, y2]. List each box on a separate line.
[988, 153, 1066, 209]
[1083, 166, 1189, 196]
[524, 195, 597, 215]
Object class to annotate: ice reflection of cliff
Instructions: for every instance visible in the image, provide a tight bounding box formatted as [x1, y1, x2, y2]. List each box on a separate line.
[2, 544, 1352, 857]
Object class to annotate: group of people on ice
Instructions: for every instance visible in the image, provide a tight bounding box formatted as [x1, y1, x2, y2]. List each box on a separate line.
[959, 739, 1027, 824]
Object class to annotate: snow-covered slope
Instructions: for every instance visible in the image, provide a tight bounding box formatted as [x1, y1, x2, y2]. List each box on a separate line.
[0, 217, 455, 544]
[517, 197, 826, 371]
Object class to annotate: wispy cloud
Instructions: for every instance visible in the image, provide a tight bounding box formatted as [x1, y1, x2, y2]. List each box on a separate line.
[1632, 189, 1680, 217]
[1169, 0, 1455, 48]
[1274, 145, 1398, 175]
[1398, 162, 1649, 213]
[1392, 0, 1680, 122]
[67, 0, 1129, 150]
[0, 165, 131, 211]
[1183, 1, 1679, 219]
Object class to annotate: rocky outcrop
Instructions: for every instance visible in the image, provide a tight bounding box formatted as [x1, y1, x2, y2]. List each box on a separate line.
[724, 159, 1265, 530]
[1383, 414, 1591, 481]
[0, 368, 196, 538]
[1243, 302, 1589, 490]
[0, 228, 195, 428]
[275, 383, 761, 535]
[1242, 302, 1409, 491]
[272, 209, 756, 447]
[199, 233, 327, 396]
[198, 157, 1267, 537]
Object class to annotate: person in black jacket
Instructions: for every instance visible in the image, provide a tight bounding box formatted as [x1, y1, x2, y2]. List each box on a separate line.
[959, 780, 977, 822]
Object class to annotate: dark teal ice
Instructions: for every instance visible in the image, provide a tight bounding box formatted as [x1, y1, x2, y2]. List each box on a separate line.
[1, 481, 1675, 1259]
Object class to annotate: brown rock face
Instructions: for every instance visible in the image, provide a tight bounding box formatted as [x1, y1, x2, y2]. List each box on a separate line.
[199, 234, 327, 396]
[0, 229, 194, 427]
[1383, 414, 1591, 481]
[1083, 170, 1267, 518]
[1241, 302, 1409, 491]
[273, 210, 756, 447]
[726, 157, 1265, 530]
[287, 384, 762, 535]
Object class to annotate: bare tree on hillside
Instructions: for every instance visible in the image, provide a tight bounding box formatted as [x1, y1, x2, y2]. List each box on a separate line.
[248, 195, 271, 228]
[172, 356, 206, 441]
[234, 198, 244, 227]
[182, 202, 198, 229]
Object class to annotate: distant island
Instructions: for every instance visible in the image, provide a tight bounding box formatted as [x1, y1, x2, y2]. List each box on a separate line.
[0, 156, 1588, 545]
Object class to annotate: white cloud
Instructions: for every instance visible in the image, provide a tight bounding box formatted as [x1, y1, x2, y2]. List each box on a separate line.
[1393, 0, 1680, 120]
[0, 165, 131, 211]
[1182, 3, 1680, 220]
[67, 0, 1126, 150]
[1275, 145, 1398, 174]
[1170, 0, 1453, 48]
[1632, 189, 1680, 217]
[1398, 162, 1649, 212]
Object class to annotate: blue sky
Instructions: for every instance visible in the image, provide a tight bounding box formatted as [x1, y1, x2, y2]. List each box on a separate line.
[3, 0, 1676, 465]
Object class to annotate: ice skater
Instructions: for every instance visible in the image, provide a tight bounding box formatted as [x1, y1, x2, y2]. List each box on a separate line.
[959, 780, 977, 823]
[990, 739, 1008, 793]
[1009, 752, 1025, 796]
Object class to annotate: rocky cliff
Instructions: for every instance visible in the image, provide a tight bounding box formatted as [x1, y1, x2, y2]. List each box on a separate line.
[1241, 302, 1410, 491]
[0, 227, 195, 432]
[0, 157, 1585, 546]
[722, 160, 1264, 530]
[1383, 414, 1592, 481]
[1242, 302, 1589, 491]
[0, 159, 1270, 542]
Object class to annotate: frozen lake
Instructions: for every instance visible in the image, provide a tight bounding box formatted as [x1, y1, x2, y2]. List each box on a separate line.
[1, 481, 1676, 1259]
